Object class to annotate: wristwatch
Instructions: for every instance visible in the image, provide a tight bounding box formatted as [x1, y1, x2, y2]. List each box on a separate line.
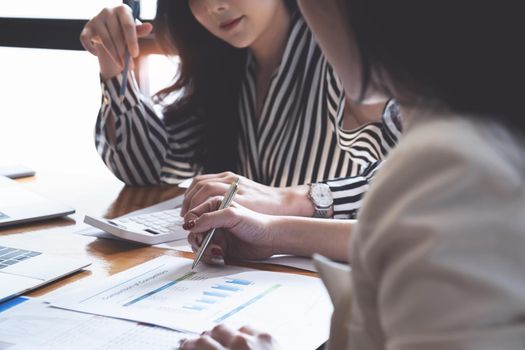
[307, 183, 334, 218]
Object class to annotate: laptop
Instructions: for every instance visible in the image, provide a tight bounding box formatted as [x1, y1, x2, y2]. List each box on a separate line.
[0, 175, 75, 228]
[0, 244, 91, 303]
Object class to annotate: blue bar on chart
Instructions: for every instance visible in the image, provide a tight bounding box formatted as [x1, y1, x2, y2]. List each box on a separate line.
[197, 298, 218, 304]
[123, 272, 196, 307]
[214, 284, 282, 323]
[183, 304, 206, 311]
[203, 291, 228, 298]
[212, 284, 241, 292]
[226, 279, 253, 286]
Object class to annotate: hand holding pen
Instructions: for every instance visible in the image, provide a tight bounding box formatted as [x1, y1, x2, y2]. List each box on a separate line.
[80, 3, 153, 81]
[190, 177, 240, 269]
[183, 178, 276, 266]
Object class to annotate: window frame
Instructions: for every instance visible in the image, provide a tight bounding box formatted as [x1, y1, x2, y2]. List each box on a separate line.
[0, 1, 161, 94]
[0, 17, 86, 50]
[0, 1, 157, 51]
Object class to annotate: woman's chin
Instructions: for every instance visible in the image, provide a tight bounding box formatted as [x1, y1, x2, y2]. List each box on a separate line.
[226, 41, 252, 49]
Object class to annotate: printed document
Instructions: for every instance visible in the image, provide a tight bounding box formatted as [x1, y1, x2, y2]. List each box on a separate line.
[0, 297, 187, 349]
[52, 256, 331, 349]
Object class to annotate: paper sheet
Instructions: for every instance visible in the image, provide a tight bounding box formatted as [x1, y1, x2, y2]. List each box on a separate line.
[178, 178, 193, 189]
[253, 255, 316, 272]
[52, 256, 331, 349]
[0, 297, 188, 350]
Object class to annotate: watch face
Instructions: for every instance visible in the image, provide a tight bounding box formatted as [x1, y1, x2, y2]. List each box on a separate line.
[311, 184, 333, 207]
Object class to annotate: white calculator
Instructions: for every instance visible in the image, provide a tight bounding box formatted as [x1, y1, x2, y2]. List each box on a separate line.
[84, 208, 187, 245]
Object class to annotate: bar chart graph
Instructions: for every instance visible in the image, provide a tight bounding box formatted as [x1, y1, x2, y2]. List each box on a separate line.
[182, 278, 254, 313]
[54, 256, 332, 349]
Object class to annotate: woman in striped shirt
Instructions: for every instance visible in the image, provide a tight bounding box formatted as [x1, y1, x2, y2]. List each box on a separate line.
[80, 0, 402, 219]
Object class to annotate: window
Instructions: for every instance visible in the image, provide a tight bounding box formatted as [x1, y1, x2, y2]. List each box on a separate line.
[0, 46, 105, 174]
[0, 0, 177, 94]
[0, 1, 179, 174]
[0, 1, 122, 20]
[0, 0, 157, 20]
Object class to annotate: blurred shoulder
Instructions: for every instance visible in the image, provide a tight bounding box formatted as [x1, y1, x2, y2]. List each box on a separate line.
[354, 111, 525, 263]
[368, 111, 525, 202]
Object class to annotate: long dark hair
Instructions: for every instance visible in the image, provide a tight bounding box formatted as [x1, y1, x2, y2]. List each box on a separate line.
[153, 0, 245, 173]
[346, 1, 524, 132]
[153, 0, 298, 173]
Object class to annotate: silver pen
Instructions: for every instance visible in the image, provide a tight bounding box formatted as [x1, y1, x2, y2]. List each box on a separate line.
[119, 0, 140, 101]
[191, 177, 240, 269]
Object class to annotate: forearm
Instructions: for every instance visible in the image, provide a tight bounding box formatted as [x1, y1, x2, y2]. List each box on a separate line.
[98, 48, 122, 81]
[283, 184, 337, 217]
[281, 185, 317, 217]
[270, 216, 355, 262]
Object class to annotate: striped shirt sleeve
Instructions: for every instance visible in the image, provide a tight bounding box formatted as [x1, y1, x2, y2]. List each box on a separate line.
[324, 161, 383, 219]
[322, 84, 403, 219]
[95, 73, 203, 185]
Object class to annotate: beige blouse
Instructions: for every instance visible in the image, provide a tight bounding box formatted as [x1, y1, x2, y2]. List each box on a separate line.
[316, 111, 525, 350]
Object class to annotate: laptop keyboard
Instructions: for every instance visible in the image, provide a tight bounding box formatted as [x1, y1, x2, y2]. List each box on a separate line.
[0, 246, 42, 270]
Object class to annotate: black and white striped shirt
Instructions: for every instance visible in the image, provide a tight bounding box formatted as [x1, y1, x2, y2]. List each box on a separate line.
[95, 15, 402, 219]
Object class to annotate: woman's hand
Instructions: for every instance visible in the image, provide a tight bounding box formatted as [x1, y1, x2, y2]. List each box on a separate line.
[179, 324, 279, 350]
[80, 5, 153, 79]
[181, 172, 313, 217]
[183, 198, 276, 262]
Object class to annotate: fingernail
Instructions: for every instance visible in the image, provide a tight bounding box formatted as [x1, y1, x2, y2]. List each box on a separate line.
[182, 220, 195, 230]
[211, 248, 222, 256]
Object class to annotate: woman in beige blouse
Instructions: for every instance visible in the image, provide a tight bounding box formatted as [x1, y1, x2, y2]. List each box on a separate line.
[180, 0, 525, 349]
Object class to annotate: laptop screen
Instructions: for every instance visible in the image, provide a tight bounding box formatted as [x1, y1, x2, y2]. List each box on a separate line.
[0, 176, 75, 227]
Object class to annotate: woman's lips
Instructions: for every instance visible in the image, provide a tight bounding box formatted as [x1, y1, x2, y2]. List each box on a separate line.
[220, 16, 243, 31]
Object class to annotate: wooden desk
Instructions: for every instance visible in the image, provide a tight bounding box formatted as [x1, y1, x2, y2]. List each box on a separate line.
[0, 171, 315, 299]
